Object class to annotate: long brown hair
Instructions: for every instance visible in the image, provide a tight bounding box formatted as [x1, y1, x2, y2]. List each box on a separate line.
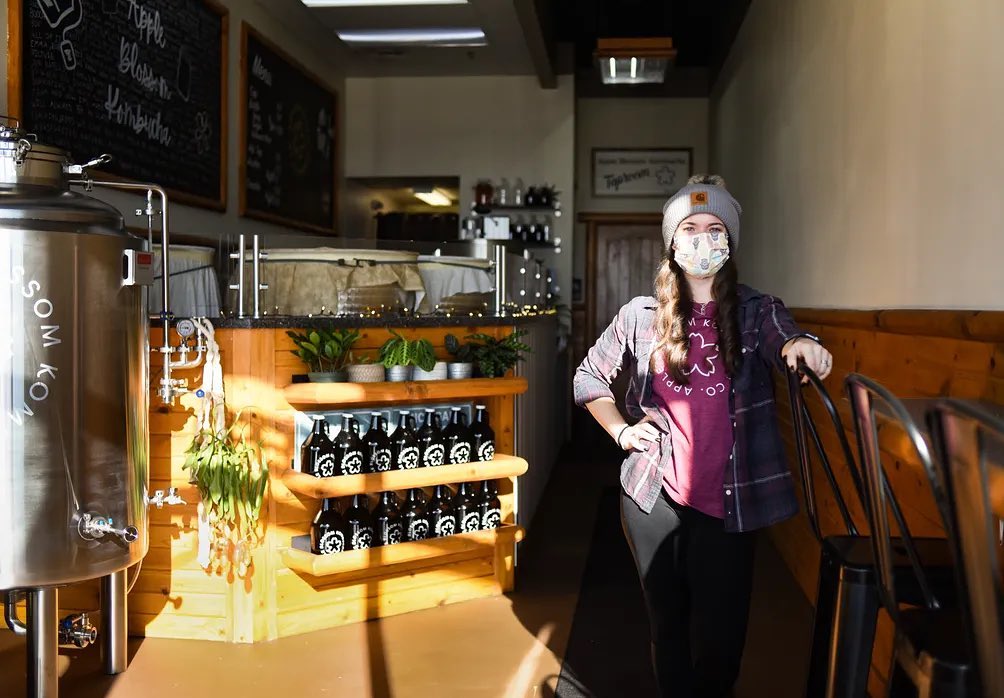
[651, 253, 742, 383]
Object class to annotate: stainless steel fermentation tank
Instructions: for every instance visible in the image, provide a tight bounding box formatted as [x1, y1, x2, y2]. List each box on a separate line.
[0, 120, 193, 697]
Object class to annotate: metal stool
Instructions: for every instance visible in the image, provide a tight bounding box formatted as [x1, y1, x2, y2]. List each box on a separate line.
[928, 400, 1004, 697]
[788, 365, 955, 698]
[847, 375, 972, 698]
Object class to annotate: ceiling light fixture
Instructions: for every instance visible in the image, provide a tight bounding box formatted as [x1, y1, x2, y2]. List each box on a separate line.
[413, 187, 453, 207]
[302, 0, 467, 6]
[336, 27, 486, 47]
[595, 37, 677, 85]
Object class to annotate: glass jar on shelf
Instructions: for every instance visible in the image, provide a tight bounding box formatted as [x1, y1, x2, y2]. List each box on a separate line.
[474, 180, 494, 208]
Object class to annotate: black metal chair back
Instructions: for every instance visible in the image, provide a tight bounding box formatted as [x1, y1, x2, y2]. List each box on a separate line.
[928, 399, 1004, 697]
[785, 361, 866, 540]
[845, 374, 944, 625]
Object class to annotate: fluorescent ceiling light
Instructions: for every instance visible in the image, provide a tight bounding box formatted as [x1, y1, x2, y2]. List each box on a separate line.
[337, 27, 486, 47]
[413, 187, 452, 206]
[596, 37, 676, 85]
[303, 1, 467, 6]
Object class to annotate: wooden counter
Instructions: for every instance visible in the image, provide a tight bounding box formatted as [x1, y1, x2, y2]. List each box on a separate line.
[57, 323, 531, 643]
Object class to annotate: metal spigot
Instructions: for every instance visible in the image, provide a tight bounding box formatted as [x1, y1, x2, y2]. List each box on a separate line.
[59, 613, 97, 649]
[146, 488, 186, 509]
[77, 513, 139, 544]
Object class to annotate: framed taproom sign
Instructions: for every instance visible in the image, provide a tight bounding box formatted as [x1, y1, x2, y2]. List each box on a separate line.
[8, 0, 229, 210]
[591, 147, 693, 198]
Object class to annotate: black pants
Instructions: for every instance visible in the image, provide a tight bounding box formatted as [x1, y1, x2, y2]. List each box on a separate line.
[621, 489, 757, 698]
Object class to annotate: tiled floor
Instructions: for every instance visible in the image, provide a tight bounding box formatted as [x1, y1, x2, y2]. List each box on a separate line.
[0, 434, 812, 697]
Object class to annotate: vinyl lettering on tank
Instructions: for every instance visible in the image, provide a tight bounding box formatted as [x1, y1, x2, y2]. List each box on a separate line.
[7, 266, 61, 424]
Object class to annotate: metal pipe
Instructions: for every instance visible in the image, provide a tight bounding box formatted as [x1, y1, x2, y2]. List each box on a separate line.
[70, 179, 177, 404]
[252, 234, 263, 319]
[229, 234, 246, 319]
[27, 587, 58, 698]
[493, 244, 507, 316]
[5, 590, 27, 635]
[100, 570, 128, 675]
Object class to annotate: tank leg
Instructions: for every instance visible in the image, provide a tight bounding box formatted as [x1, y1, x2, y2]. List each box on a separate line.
[100, 570, 128, 675]
[27, 587, 58, 698]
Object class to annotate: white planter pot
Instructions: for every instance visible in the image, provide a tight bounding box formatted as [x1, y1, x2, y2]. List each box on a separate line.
[347, 364, 385, 383]
[448, 362, 473, 380]
[413, 361, 449, 381]
[386, 365, 413, 382]
[308, 372, 341, 383]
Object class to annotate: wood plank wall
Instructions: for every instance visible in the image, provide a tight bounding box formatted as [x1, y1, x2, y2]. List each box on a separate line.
[770, 308, 1004, 696]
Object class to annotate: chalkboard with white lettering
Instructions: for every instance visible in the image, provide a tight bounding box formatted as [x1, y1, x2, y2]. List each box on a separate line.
[12, 0, 228, 209]
[240, 23, 337, 233]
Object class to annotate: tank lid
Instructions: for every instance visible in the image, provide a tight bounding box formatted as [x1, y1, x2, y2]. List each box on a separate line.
[0, 118, 72, 189]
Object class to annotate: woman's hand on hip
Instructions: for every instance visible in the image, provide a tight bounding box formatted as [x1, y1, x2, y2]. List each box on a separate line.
[617, 421, 661, 452]
[782, 337, 834, 381]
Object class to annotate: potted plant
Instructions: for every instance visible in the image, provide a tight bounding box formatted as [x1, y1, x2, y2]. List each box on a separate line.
[444, 333, 477, 379]
[183, 407, 269, 579]
[467, 329, 532, 378]
[346, 351, 385, 383]
[286, 328, 359, 382]
[379, 330, 437, 382]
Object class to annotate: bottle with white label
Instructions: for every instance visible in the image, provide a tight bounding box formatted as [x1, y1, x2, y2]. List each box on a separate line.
[373, 491, 403, 547]
[452, 482, 481, 533]
[401, 489, 430, 542]
[392, 411, 421, 470]
[363, 413, 393, 473]
[427, 485, 457, 538]
[333, 414, 365, 476]
[477, 480, 502, 530]
[416, 409, 446, 467]
[444, 407, 473, 465]
[470, 405, 496, 462]
[302, 416, 337, 478]
[310, 498, 347, 555]
[344, 494, 374, 550]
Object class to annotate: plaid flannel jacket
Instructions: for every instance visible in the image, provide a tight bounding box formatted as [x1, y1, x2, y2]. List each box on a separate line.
[574, 285, 817, 532]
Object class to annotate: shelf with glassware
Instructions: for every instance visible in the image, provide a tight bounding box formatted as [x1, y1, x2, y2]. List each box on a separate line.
[271, 374, 528, 636]
[461, 178, 563, 249]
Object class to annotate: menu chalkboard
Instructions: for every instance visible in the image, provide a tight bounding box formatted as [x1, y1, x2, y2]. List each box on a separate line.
[11, 0, 228, 209]
[240, 22, 337, 233]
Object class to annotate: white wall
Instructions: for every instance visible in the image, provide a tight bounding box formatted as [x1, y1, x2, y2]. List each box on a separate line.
[345, 75, 576, 304]
[0, 0, 347, 240]
[712, 0, 1004, 310]
[573, 98, 709, 284]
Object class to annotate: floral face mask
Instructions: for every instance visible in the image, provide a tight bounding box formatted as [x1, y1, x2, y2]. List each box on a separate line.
[673, 231, 730, 278]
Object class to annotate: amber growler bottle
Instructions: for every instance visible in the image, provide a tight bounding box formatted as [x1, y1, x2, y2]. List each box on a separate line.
[310, 498, 347, 555]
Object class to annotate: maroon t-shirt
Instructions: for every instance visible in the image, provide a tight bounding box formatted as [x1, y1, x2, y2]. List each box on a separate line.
[651, 301, 734, 518]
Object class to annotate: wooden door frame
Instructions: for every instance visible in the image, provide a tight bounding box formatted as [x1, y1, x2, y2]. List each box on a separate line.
[580, 212, 663, 345]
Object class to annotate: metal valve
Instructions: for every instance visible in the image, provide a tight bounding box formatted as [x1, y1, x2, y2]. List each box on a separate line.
[77, 512, 139, 544]
[146, 487, 186, 509]
[64, 153, 112, 176]
[59, 613, 97, 649]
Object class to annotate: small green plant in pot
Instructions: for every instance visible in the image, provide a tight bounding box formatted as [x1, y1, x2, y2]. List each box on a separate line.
[467, 329, 532, 378]
[287, 328, 359, 382]
[346, 351, 385, 383]
[379, 330, 437, 382]
[445, 333, 477, 379]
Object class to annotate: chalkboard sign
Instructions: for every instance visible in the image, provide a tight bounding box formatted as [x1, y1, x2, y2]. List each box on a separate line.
[10, 0, 228, 210]
[240, 22, 337, 233]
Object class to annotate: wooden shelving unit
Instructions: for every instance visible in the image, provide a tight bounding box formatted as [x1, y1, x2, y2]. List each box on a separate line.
[282, 454, 528, 499]
[283, 376, 528, 407]
[281, 525, 525, 578]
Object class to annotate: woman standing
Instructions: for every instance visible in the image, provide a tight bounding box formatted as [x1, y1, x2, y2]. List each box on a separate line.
[573, 175, 832, 698]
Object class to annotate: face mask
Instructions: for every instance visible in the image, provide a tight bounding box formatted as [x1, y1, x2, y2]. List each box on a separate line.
[673, 231, 729, 278]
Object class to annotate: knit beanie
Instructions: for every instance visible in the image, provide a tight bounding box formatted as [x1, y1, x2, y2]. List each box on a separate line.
[661, 174, 742, 252]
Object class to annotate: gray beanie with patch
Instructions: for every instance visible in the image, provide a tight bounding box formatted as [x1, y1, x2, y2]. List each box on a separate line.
[661, 174, 742, 252]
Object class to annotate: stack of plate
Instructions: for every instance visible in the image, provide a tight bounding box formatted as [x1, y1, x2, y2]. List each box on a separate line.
[337, 284, 406, 315]
[437, 292, 491, 314]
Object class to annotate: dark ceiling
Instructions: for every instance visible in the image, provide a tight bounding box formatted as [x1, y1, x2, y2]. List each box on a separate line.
[549, 0, 751, 93]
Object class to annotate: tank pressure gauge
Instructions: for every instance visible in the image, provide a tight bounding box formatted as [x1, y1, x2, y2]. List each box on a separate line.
[176, 319, 196, 339]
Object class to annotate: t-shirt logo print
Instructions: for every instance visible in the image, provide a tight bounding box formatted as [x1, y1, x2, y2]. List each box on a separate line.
[684, 332, 719, 377]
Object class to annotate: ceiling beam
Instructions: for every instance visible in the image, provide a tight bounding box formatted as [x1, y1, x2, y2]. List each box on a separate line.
[513, 0, 557, 89]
